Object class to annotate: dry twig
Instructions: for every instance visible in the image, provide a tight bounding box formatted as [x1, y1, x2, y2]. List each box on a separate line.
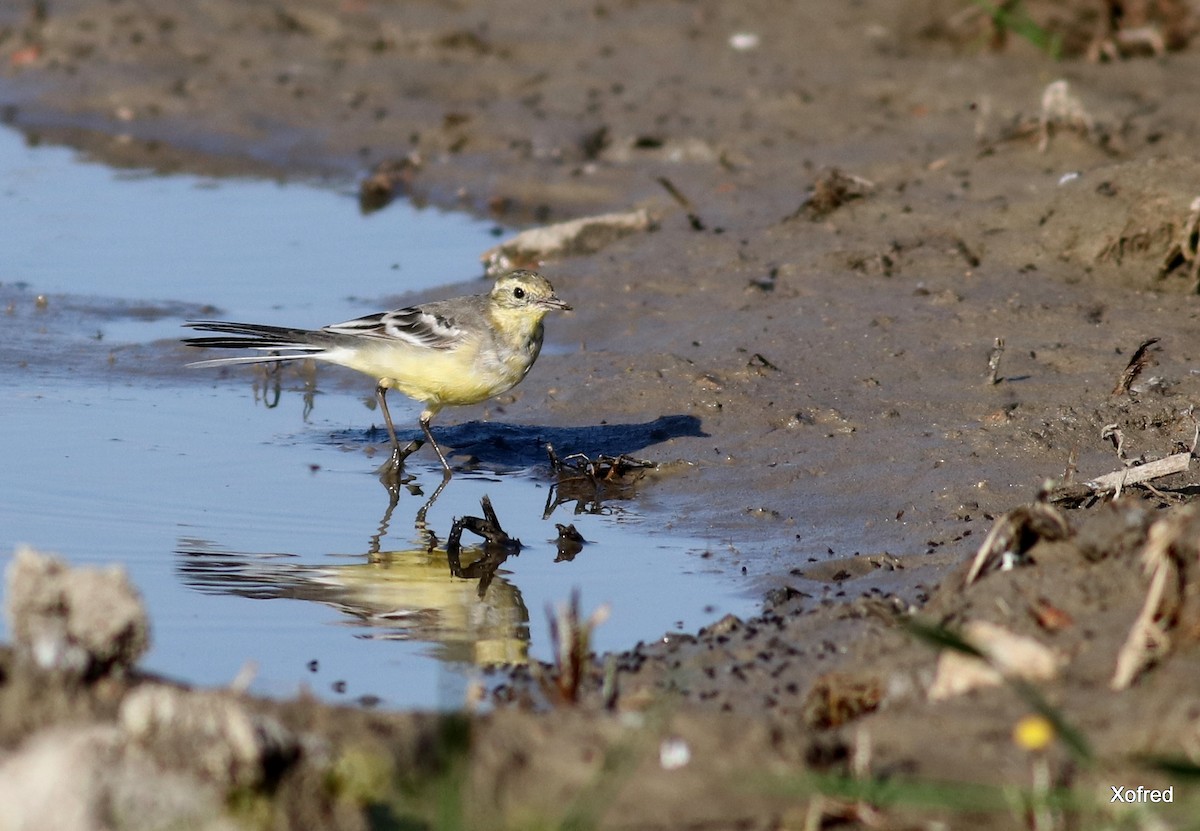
[1112, 505, 1200, 690]
[535, 589, 610, 705]
[1112, 337, 1161, 396]
[1158, 196, 1200, 291]
[1038, 80, 1095, 153]
[964, 503, 1070, 587]
[785, 168, 874, 222]
[1087, 452, 1191, 496]
[986, 337, 1006, 385]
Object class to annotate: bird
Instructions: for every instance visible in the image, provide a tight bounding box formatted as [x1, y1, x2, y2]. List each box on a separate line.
[182, 269, 571, 475]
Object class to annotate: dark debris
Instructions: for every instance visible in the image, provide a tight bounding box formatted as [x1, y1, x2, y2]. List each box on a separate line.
[543, 444, 656, 517]
[447, 496, 522, 599]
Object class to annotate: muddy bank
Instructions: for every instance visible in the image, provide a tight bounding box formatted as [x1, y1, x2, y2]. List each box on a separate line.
[5, 0, 1200, 826]
[6, 0, 1200, 580]
[7, 495, 1200, 829]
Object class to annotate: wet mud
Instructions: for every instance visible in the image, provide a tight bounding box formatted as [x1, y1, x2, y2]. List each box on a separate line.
[5, 0, 1200, 827]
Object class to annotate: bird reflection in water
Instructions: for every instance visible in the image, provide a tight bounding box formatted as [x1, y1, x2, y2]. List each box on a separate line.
[178, 446, 656, 668]
[177, 494, 530, 667]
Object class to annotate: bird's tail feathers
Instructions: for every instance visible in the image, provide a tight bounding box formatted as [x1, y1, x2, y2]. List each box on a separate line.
[185, 353, 315, 369]
[182, 320, 334, 368]
[183, 320, 324, 343]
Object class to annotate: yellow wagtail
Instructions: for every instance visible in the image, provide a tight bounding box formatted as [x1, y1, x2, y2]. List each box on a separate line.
[183, 269, 571, 474]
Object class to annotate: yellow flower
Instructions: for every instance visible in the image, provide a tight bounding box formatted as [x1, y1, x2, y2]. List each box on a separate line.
[1013, 715, 1055, 752]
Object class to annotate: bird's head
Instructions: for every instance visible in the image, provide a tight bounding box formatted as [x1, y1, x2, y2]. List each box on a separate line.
[490, 270, 572, 314]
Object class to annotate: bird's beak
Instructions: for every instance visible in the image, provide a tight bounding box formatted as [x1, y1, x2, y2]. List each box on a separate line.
[541, 295, 573, 312]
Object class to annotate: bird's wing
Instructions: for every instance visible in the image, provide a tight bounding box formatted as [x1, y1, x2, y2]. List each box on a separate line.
[322, 306, 467, 350]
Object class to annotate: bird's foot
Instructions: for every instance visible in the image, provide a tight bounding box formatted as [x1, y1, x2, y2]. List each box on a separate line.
[376, 438, 424, 481]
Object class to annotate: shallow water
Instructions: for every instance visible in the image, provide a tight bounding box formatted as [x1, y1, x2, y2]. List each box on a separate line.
[0, 127, 754, 708]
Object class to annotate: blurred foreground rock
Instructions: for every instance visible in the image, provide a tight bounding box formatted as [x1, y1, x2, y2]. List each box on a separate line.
[120, 685, 304, 790]
[0, 549, 304, 831]
[0, 725, 239, 831]
[0, 547, 454, 831]
[5, 545, 149, 678]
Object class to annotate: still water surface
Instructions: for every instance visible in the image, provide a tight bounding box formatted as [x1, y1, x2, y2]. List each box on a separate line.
[0, 128, 751, 708]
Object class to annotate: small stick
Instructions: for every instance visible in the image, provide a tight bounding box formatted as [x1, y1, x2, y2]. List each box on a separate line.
[1086, 452, 1191, 493]
[1062, 446, 1079, 484]
[1101, 423, 1126, 461]
[964, 503, 1070, 587]
[986, 337, 1005, 385]
[655, 176, 706, 231]
[1110, 508, 1197, 690]
[1113, 337, 1160, 395]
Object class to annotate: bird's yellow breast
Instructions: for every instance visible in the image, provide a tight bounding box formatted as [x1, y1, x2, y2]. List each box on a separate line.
[331, 305, 547, 408]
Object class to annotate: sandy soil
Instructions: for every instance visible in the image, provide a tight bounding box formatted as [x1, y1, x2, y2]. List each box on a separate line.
[5, 0, 1200, 828]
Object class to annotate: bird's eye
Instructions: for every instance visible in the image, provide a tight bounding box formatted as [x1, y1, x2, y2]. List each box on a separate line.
[513, 287, 526, 300]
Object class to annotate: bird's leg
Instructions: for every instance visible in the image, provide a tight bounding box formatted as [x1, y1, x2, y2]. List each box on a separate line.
[420, 409, 453, 477]
[368, 478, 401, 559]
[414, 473, 450, 535]
[376, 383, 423, 469]
[407, 407, 451, 536]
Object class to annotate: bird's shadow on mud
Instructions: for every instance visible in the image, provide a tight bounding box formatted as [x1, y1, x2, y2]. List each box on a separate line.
[328, 413, 707, 468]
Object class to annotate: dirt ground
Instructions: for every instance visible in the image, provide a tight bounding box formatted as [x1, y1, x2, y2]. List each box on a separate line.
[5, 0, 1200, 828]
